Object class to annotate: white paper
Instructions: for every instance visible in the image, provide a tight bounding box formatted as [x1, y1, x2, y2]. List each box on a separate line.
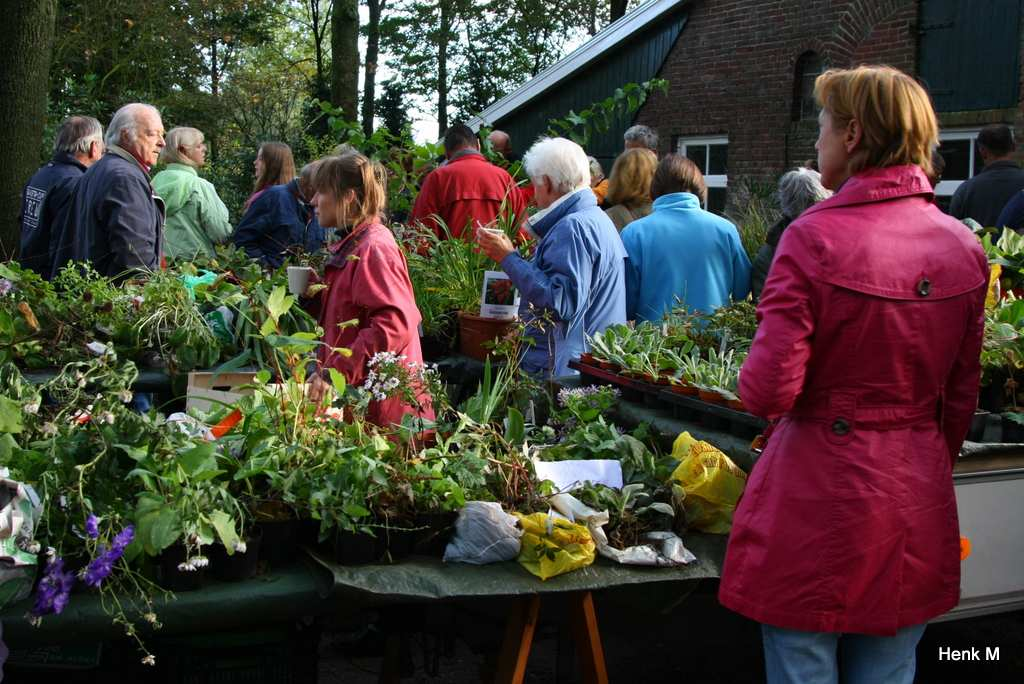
[479, 270, 520, 320]
[533, 459, 623, 493]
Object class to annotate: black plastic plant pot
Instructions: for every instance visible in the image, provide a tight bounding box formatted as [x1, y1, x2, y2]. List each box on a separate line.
[256, 519, 300, 568]
[211, 528, 263, 582]
[382, 527, 417, 563]
[157, 543, 206, 592]
[413, 512, 458, 557]
[1002, 415, 1024, 443]
[333, 530, 383, 565]
[968, 410, 990, 442]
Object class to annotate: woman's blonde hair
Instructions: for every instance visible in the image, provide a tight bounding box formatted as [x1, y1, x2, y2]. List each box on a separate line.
[814, 65, 938, 178]
[160, 127, 204, 167]
[606, 148, 657, 207]
[313, 152, 388, 228]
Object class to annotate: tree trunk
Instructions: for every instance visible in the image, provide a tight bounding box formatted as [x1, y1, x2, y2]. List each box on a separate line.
[436, 1, 451, 137]
[610, 0, 628, 22]
[0, 0, 57, 258]
[331, 0, 359, 121]
[361, 0, 385, 136]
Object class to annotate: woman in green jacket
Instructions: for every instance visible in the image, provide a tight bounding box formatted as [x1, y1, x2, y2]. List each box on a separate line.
[152, 127, 232, 261]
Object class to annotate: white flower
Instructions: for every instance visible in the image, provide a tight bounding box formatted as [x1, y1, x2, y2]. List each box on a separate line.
[141, 655, 156, 666]
[77, 378, 87, 388]
[41, 422, 58, 437]
[144, 612, 158, 624]
[193, 556, 209, 568]
[27, 614, 42, 628]
[177, 562, 191, 572]
[118, 389, 133, 403]
[24, 401, 40, 415]
[233, 541, 247, 554]
[99, 411, 115, 425]
[46, 546, 56, 559]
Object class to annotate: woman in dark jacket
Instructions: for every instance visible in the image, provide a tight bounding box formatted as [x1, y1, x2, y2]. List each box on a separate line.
[750, 167, 831, 300]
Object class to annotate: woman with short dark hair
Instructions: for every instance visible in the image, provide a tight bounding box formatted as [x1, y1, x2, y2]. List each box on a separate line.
[620, 153, 751, 322]
[719, 65, 989, 683]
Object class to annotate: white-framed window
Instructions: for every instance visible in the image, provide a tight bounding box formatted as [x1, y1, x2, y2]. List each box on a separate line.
[676, 136, 728, 215]
[935, 128, 984, 208]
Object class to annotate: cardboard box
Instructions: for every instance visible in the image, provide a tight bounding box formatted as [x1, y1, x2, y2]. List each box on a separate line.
[186, 371, 258, 413]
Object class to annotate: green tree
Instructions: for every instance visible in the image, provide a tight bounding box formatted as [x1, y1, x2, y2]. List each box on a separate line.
[360, 0, 389, 135]
[331, 0, 359, 121]
[377, 79, 411, 138]
[1, 0, 57, 256]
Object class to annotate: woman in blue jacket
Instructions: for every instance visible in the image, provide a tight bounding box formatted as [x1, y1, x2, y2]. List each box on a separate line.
[621, 154, 751, 322]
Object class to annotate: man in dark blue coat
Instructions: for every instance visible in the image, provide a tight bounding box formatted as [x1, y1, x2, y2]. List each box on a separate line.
[51, 103, 166, 279]
[232, 161, 325, 269]
[19, 116, 104, 279]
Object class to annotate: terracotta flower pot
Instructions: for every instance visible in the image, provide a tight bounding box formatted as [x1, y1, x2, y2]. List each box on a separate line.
[727, 398, 745, 411]
[458, 312, 515, 361]
[698, 388, 725, 405]
[579, 352, 595, 365]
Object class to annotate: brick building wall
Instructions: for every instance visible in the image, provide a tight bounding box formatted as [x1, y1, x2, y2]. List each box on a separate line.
[635, 0, 1024, 210]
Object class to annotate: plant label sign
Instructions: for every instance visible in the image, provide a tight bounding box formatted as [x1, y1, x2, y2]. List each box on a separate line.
[479, 270, 520, 320]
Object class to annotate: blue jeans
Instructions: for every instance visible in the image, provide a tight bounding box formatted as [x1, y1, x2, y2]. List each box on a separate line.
[761, 623, 926, 684]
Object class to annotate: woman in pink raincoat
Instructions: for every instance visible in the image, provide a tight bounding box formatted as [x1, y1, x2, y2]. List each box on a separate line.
[305, 153, 433, 430]
[719, 66, 988, 684]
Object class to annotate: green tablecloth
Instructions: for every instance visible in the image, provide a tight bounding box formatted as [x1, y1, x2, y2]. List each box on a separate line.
[312, 532, 725, 604]
[0, 533, 727, 643]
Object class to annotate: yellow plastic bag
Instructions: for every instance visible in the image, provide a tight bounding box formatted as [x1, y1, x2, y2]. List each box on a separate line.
[514, 512, 596, 580]
[670, 432, 748, 534]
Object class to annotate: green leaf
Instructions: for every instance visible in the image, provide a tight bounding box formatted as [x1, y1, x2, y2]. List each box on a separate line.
[328, 368, 347, 395]
[259, 316, 278, 337]
[504, 407, 525, 445]
[178, 442, 217, 476]
[209, 510, 240, 555]
[342, 503, 371, 518]
[135, 494, 182, 555]
[265, 333, 319, 353]
[0, 396, 24, 433]
[266, 286, 294, 324]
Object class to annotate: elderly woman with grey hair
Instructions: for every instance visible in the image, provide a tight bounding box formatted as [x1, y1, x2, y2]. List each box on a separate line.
[152, 127, 232, 260]
[750, 167, 832, 300]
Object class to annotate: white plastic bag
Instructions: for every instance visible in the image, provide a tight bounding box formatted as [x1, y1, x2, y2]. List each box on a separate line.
[443, 501, 522, 565]
[550, 493, 695, 567]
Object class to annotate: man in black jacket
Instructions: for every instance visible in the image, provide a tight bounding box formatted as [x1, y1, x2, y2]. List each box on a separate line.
[18, 116, 104, 279]
[949, 124, 1024, 228]
[51, 103, 166, 278]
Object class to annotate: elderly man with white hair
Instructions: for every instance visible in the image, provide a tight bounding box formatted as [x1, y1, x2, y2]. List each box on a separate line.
[477, 137, 627, 377]
[750, 167, 832, 300]
[51, 103, 166, 278]
[19, 115, 104, 279]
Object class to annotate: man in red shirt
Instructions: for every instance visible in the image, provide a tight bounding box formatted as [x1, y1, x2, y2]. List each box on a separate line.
[410, 123, 524, 239]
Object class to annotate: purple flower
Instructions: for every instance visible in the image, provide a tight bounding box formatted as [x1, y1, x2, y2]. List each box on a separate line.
[112, 525, 134, 552]
[82, 525, 134, 588]
[31, 557, 75, 617]
[85, 515, 99, 539]
[0, 279, 13, 296]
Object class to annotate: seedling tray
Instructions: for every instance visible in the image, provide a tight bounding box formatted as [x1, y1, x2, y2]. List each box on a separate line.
[570, 359, 767, 439]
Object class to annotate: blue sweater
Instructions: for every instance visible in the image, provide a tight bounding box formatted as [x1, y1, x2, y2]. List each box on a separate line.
[19, 153, 86, 280]
[500, 188, 627, 377]
[232, 180, 324, 268]
[621, 192, 751, 322]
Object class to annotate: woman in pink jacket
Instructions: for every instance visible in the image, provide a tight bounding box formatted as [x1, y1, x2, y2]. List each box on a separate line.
[305, 153, 433, 430]
[719, 66, 988, 683]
